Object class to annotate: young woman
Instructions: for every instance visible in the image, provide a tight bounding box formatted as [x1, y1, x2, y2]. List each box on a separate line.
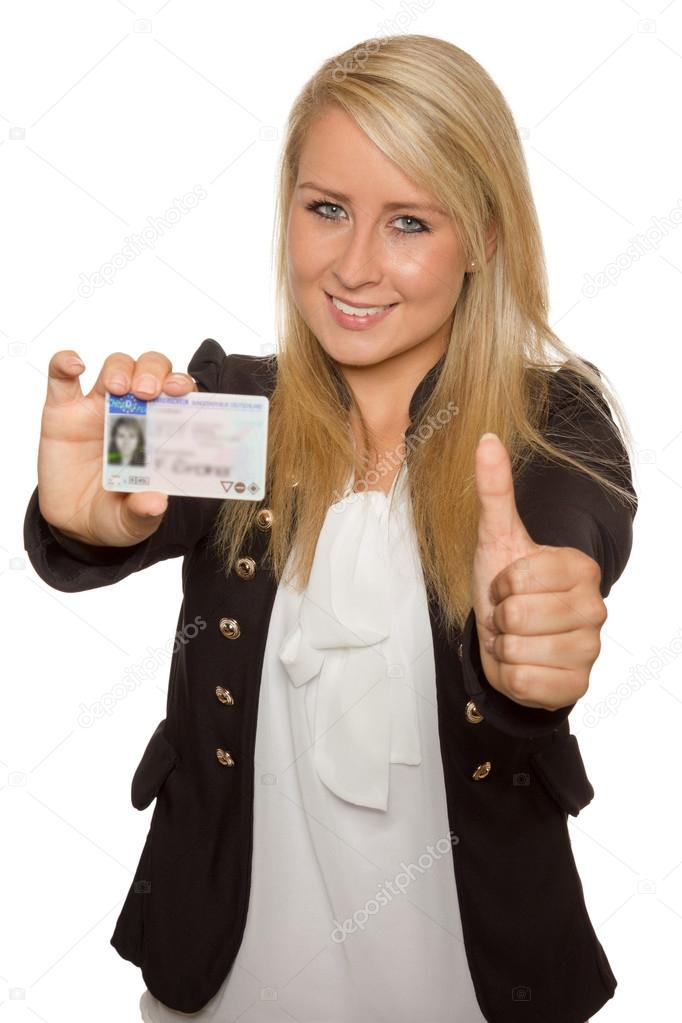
[108, 416, 147, 467]
[24, 34, 636, 1023]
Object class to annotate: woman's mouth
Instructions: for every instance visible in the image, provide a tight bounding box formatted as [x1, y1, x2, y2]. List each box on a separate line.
[324, 291, 398, 331]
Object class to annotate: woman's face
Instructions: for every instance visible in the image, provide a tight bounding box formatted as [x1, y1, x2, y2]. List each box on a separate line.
[287, 105, 492, 370]
[114, 422, 139, 458]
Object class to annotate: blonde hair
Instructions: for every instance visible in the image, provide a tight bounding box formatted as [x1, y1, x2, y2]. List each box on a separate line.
[208, 33, 637, 641]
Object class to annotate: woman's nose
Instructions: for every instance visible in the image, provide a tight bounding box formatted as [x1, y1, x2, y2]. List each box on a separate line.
[332, 224, 383, 290]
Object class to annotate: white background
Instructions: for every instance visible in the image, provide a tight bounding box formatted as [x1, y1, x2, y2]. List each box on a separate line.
[2, 1, 673, 1020]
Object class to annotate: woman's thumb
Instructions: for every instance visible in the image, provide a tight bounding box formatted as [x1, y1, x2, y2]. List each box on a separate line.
[475, 432, 530, 547]
[121, 491, 169, 540]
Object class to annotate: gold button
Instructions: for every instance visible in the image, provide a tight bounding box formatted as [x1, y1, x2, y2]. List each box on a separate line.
[215, 686, 235, 705]
[472, 761, 491, 781]
[255, 508, 273, 531]
[216, 748, 235, 767]
[465, 699, 484, 724]
[235, 556, 256, 580]
[218, 617, 241, 639]
[457, 641, 463, 661]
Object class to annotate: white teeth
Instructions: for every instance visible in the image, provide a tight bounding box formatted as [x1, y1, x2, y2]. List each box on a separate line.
[331, 295, 392, 317]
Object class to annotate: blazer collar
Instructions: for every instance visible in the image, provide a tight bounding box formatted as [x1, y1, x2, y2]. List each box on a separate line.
[406, 351, 447, 434]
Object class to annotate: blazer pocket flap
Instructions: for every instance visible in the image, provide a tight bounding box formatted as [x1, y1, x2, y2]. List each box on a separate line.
[529, 733, 594, 817]
[131, 718, 179, 810]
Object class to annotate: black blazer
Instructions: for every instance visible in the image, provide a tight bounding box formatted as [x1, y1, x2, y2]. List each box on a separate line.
[23, 338, 637, 1022]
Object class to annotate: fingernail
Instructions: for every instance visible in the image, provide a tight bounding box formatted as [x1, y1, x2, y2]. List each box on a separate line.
[135, 374, 158, 395]
[67, 358, 85, 370]
[480, 432, 496, 443]
[484, 636, 495, 653]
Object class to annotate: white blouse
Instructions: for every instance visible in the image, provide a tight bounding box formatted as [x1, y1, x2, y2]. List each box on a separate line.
[139, 466, 487, 1022]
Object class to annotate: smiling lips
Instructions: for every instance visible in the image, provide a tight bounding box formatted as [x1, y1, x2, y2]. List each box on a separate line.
[325, 291, 398, 330]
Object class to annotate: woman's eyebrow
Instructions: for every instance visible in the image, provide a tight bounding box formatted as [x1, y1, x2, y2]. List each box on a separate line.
[297, 181, 447, 216]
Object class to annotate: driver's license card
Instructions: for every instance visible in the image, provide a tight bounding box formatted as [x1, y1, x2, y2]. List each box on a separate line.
[102, 390, 269, 500]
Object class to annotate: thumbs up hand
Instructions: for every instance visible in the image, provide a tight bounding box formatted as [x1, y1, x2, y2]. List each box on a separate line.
[470, 433, 607, 711]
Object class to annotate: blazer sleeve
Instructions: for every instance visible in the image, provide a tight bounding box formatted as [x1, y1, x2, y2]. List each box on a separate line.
[460, 361, 638, 739]
[22, 338, 229, 594]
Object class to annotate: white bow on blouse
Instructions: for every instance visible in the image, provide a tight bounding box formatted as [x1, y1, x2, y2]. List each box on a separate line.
[278, 473, 422, 811]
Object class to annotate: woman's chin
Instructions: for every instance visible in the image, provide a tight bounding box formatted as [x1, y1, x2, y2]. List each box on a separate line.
[315, 332, 399, 368]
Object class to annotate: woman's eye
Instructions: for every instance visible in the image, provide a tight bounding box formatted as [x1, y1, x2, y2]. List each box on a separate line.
[305, 200, 430, 235]
[392, 215, 429, 234]
[306, 201, 345, 221]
